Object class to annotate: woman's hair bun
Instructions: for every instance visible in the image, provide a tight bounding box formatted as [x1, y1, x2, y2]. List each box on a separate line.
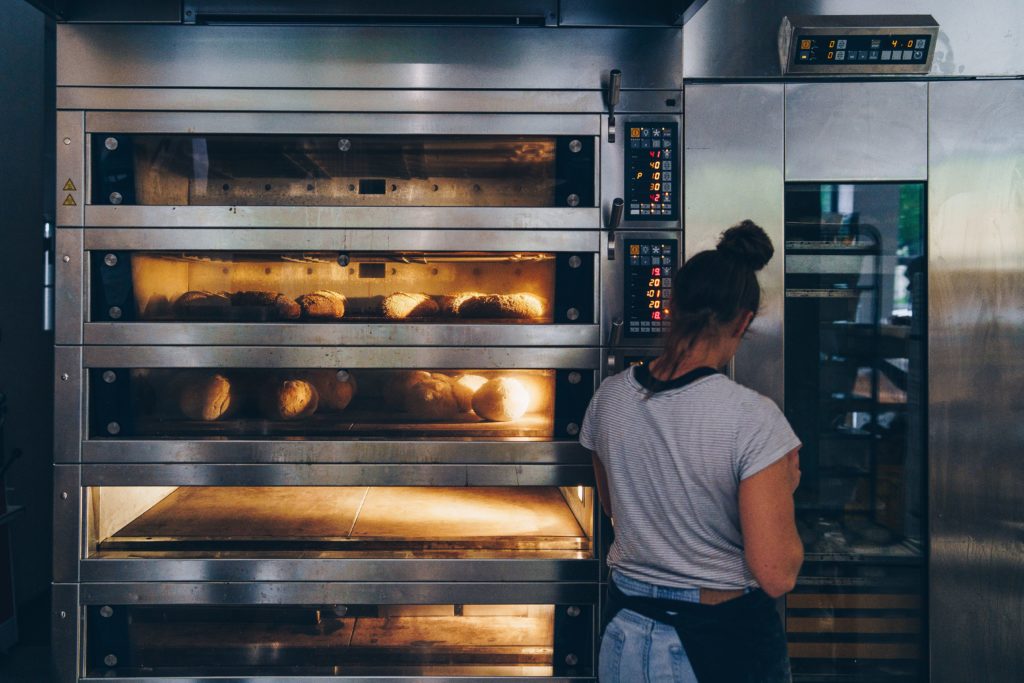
[716, 220, 774, 271]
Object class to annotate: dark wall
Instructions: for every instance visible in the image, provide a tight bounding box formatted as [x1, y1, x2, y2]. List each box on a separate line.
[0, 1, 53, 609]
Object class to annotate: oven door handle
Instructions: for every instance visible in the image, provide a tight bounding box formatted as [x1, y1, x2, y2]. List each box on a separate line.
[606, 198, 624, 260]
[606, 69, 622, 143]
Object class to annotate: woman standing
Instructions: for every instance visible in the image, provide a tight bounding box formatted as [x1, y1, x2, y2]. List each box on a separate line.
[581, 220, 803, 682]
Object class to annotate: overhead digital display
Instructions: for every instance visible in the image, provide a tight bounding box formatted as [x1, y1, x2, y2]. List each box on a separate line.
[793, 34, 931, 66]
[624, 239, 676, 338]
[625, 123, 677, 221]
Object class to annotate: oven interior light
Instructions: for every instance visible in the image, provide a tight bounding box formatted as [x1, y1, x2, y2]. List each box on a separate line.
[577, 485, 585, 502]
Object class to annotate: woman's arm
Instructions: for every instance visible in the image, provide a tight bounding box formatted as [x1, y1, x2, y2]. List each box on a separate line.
[739, 448, 803, 597]
[590, 451, 613, 519]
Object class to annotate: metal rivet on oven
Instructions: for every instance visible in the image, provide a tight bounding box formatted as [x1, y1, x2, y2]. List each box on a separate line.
[100, 606, 113, 618]
[336, 370, 350, 383]
[566, 423, 580, 436]
[108, 306, 122, 320]
[566, 193, 580, 207]
[62, 255, 71, 263]
[61, 373, 69, 382]
[568, 255, 582, 269]
[60, 491, 68, 500]
[567, 371, 582, 385]
[337, 254, 350, 267]
[338, 138, 352, 152]
[566, 605, 581, 617]
[565, 654, 579, 667]
[59, 610, 67, 619]
[566, 308, 580, 321]
[109, 192, 123, 205]
[107, 421, 121, 435]
[63, 137, 71, 146]
[104, 137, 119, 151]
[102, 370, 117, 384]
[104, 654, 118, 667]
[569, 139, 582, 153]
[103, 253, 118, 267]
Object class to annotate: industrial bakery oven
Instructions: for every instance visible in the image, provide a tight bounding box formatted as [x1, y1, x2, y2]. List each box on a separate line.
[50, 8, 686, 681]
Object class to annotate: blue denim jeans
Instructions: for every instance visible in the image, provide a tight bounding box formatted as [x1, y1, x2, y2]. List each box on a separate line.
[599, 571, 700, 683]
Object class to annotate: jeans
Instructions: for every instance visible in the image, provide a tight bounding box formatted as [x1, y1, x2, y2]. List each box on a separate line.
[599, 571, 700, 683]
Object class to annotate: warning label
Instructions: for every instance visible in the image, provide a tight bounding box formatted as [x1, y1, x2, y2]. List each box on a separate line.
[63, 178, 77, 192]
[63, 194, 77, 206]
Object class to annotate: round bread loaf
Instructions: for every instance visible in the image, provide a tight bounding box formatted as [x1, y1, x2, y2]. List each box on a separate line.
[405, 378, 460, 420]
[297, 290, 347, 319]
[451, 374, 488, 412]
[173, 290, 231, 318]
[230, 290, 301, 320]
[455, 293, 545, 319]
[381, 292, 440, 319]
[437, 292, 484, 317]
[472, 377, 531, 422]
[178, 373, 234, 421]
[383, 370, 432, 409]
[261, 379, 319, 420]
[306, 369, 357, 412]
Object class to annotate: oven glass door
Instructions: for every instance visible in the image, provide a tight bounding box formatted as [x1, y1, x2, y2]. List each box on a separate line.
[92, 133, 595, 209]
[784, 182, 925, 680]
[85, 602, 593, 677]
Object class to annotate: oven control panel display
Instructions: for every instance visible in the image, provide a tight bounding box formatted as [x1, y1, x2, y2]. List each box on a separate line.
[624, 239, 675, 338]
[626, 123, 677, 220]
[794, 34, 931, 66]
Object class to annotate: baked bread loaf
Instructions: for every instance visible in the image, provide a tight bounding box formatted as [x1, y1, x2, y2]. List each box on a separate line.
[143, 294, 173, 319]
[381, 292, 440, 319]
[173, 290, 231, 317]
[230, 290, 301, 320]
[260, 378, 319, 420]
[306, 369, 357, 412]
[297, 290, 347, 320]
[457, 293, 545, 319]
[437, 292, 484, 317]
[451, 374, 488, 413]
[405, 377, 460, 420]
[178, 373, 234, 421]
[383, 370, 432, 409]
[472, 377, 531, 422]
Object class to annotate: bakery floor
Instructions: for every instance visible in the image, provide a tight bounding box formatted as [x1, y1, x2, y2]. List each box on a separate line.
[95, 486, 591, 558]
[100, 605, 555, 677]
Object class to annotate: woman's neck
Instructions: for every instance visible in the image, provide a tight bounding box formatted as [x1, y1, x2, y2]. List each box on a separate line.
[649, 335, 736, 381]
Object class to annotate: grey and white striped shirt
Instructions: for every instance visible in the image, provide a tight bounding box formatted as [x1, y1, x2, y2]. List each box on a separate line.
[580, 366, 800, 591]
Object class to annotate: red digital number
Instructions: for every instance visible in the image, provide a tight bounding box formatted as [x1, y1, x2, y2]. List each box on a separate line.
[652, 311, 662, 321]
[651, 267, 661, 276]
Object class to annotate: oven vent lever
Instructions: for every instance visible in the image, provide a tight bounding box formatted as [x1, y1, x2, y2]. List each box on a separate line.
[43, 219, 54, 332]
[606, 69, 621, 143]
[606, 198, 624, 260]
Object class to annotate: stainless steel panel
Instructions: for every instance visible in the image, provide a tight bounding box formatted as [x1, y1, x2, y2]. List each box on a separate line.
[80, 677, 581, 683]
[55, 228, 83, 345]
[81, 346, 600, 370]
[84, 323, 599, 348]
[54, 346, 83, 463]
[785, 82, 928, 182]
[83, 440, 588, 465]
[59, 87, 681, 115]
[85, 111, 599, 136]
[684, 0, 1024, 79]
[83, 228, 599, 253]
[56, 109, 83, 226]
[58, 24, 681, 90]
[684, 84, 785, 405]
[560, 0, 708, 26]
[80, 464, 593, 488]
[600, 230, 682, 350]
[54, 465, 82, 583]
[81, 558, 598, 584]
[928, 79, 1024, 683]
[84, 206, 599, 230]
[52, 583, 80, 683]
[79, 581, 599, 606]
[599, 114, 682, 231]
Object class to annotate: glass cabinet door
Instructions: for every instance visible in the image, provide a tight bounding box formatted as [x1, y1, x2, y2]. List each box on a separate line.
[784, 183, 926, 681]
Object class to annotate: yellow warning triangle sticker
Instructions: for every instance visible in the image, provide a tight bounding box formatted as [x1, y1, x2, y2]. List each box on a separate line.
[63, 194, 77, 206]
[63, 178, 77, 192]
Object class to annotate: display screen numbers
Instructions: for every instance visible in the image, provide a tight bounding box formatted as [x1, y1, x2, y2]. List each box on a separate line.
[625, 239, 676, 337]
[794, 34, 931, 66]
[625, 123, 678, 221]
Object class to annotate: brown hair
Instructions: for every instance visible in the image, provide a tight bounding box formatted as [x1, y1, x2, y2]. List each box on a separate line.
[662, 219, 774, 368]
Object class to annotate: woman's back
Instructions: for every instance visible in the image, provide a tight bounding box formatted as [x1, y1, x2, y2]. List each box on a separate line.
[581, 364, 799, 591]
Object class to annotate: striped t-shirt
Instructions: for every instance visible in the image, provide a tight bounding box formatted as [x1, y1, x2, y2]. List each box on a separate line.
[580, 365, 800, 591]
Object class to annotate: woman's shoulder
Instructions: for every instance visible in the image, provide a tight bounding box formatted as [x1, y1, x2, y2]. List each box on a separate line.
[710, 375, 784, 414]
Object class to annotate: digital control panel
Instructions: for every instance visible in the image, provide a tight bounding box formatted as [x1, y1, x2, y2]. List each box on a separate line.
[625, 123, 677, 221]
[624, 239, 676, 338]
[794, 34, 931, 66]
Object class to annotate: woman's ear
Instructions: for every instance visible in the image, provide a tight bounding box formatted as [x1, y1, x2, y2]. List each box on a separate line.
[733, 310, 755, 338]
